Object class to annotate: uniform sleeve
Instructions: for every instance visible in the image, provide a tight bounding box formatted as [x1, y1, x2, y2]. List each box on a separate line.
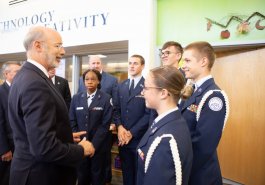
[110, 78, 119, 124]
[113, 83, 122, 126]
[130, 108, 150, 139]
[192, 92, 227, 171]
[0, 99, 10, 155]
[143, 138, 177, 185]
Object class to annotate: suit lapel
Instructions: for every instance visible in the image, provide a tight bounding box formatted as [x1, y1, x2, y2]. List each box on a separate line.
[80, 92, 89, 111]
[3, 82, 10, 93]
[123, 79, 130, 100]
[54, 76, 59, 87]
[24, 62, 66, 106]
[128, 77, 144, 101]
[89, 90, 101, 109]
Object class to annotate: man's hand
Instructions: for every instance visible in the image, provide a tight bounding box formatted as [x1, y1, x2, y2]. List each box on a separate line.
[73, 131, 87, 143]
[88, 144, 95, 158]
[78, 137, 95, 157]
[124, 130, 133, 144]
[1, 150, 12, 162]
[117, 125, 128, 146]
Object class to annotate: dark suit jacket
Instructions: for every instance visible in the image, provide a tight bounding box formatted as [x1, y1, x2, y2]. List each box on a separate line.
[8, 62, 84, 185]
[54, 75, 71, 110]
[136, 110, 193, 185]
[0, 82, 14, 155]
[179, 78, 227, 185]
[115, 77, 150, 148]
[69, 90, 113, 153]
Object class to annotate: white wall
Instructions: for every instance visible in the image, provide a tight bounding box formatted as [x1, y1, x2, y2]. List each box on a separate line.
[0, 0, 157, 73]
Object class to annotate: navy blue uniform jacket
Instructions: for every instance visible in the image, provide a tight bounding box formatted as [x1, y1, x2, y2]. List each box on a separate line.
[69, 90, 113, 153]
[115, 77, 150, 148]
[179, 78, 227, 185]
[136, 110, 193, 185]
[0, 82, 14, 155]
[8, 62, 84, 185]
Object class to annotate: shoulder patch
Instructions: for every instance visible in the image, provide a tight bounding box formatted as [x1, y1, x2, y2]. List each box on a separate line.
[196, 89, 230, 131]
[208, 97, 223, 111]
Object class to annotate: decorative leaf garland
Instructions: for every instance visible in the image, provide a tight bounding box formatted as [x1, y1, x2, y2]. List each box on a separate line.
[206, 12, 265, 39]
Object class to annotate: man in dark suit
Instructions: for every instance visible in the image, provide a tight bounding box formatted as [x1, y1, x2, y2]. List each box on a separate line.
[48, 67, 72, 110]
[0, 61, 21, 185]
[179, 41, 229, 185]
[115, 54, 150, 185]
[8, 26, 93, 185]
[78, 55, 118, 185]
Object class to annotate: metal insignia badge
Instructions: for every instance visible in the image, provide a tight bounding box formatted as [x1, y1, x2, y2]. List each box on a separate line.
[188, 104, 198, 113]
[208, 97, 223, 111]
[110, 98, 113, 106]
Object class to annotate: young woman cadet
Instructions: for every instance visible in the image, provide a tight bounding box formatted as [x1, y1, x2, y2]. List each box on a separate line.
[69, 69, 113, 185]
[136, 66, 193, 185]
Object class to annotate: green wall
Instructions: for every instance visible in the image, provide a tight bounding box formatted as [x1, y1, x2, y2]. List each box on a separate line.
[157, 0, 265, 46]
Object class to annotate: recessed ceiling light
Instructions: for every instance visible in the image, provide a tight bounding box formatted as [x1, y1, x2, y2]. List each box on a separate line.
[88, 54, 107, 58]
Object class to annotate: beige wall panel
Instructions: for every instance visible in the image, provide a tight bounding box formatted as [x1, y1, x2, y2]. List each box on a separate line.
[213, 48, 265, 185]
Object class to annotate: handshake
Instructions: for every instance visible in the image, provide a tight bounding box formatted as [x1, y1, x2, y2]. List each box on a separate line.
[73, 131, 95, 157]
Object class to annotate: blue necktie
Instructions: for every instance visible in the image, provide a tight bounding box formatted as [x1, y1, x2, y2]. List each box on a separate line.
[129, 79, 134, 95]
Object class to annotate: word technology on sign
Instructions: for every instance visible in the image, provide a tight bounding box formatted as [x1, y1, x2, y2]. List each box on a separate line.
[0, 10, 109, 32]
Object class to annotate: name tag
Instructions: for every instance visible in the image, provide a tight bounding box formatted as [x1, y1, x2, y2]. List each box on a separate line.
[76, 107, 84, 110]
[92, 107, 103, 110]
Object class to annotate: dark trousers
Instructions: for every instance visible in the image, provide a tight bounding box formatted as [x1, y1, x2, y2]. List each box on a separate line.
[77, 152, 106, 185]
[0, 160, 11, 185]
[119, 147, 137, 185]
[104, 131, 113, 183]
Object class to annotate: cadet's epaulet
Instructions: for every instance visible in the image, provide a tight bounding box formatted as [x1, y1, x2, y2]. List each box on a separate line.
[145, 134, 182, 185]
[196, 90, 230, 131]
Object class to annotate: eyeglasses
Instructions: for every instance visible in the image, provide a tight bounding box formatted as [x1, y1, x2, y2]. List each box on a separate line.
[159, 50, 179, 57]
[141, 85, 163, 91]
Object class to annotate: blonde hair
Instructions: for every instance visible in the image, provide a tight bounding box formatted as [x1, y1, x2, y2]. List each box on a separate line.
[185, 41, 215, 69]
[150, 66, 188, 103]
